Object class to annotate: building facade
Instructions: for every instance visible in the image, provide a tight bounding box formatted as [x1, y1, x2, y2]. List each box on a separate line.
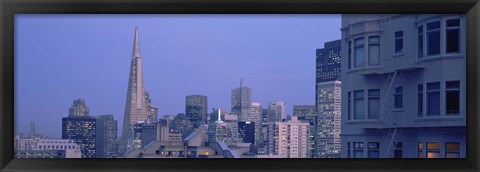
[14, 137, 81, 158]
[316, 81, 342, 158]
[62, 116, 97, 158]
[69, 99, 89, 117]
[231, 78, 252, 122]
[267, 116, 309, 158]
[185, 95, 208, 128]
[95, 114, 118, 158]
[292, 105, 317, 158]
[268, 101, 286, 122]
[238, 121, 255, 144]
[340, 14, 466, 158]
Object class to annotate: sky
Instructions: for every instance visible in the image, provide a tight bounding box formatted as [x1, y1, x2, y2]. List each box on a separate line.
[15, 14, 341, 138]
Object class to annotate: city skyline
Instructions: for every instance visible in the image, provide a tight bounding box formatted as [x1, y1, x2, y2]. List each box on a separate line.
[15, 14, 341, 138]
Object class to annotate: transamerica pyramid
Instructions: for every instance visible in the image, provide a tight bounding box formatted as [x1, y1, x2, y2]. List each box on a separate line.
[118, 26, 150, 154]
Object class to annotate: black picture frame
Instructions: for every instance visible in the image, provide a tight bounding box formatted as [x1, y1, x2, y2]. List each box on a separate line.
[1, 0, 479, 172]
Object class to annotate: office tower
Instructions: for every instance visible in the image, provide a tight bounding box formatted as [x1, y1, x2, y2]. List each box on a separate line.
[316, 81, 342, 158]
[268, 101, 286, 122]
[316, 39, 342, 158]
[251, 102, 263, 145]
[145, 92, 159, 123]
[185, 95, 208, 128]
[231, 78, 252, 122]
[238, 121, 255, 144]
[293, 105, 317, 158]
[340, 14, 466, 158]
[95, 115, 118, 158]
[267, 116, 309, 158]
[62, 116, 97, 158]
[140, 122, 157, 147]
[119, 26, 153, 154]
[69, 99, 89, 117]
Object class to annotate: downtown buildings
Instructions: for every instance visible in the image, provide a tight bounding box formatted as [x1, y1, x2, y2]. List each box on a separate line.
[316, 40, 342, 158]
[267, 116, 310, 158]
[340, 14, 466, 158]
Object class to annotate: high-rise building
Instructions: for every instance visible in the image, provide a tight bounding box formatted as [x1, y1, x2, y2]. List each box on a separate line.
[251, 102, 263, 145]
[340, 14, 466, 158]
[95, 114, 118, 158]
[315, 39, 342, 158]
[145, 92, 159, 123]
[316, 40, 341, 83]
[208, 109, 239, 146]
[119, 26, 153, 154]
[238, 121, 255, 144]
[185, 95, 208, 128]
[292, 105, 317, 158]
[316, 81, 342, 158]
[268, 101, 286, 122]
[231, 78, 252, 122]
[62, 116, 97, 158]
[170, 113, 194, 138]
[69, 99, 89, 117]
[267, 116, 309, 158]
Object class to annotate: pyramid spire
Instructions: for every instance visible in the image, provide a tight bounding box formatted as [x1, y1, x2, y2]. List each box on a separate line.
[132, 26, 141, 58]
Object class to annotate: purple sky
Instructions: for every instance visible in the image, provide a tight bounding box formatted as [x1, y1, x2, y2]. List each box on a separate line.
[15, 14, 341, 138]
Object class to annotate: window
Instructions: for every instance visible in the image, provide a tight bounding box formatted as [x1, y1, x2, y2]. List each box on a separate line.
[394, 31, 403, 54]
[446, 81, 460, 115]
[418, 26, 424, 58]
[427, 21, 441, 56]
[418, 142, 424, 158]
[427, 82, 440, 116]
[353, 142, 364, 158]
[348, 41, 352, 69]
[426, 142, 440, 158]
[418, 84, 424, 117]
[445, 142, 460, 158]
[354, 38, 365, 68]
[367, 142, 380, 158]
[347, 142, 351, 158]
[353, 90, 364, 120]
[348, 91, 351, 120]
[394, 87, 403, 109]
[446, 19, 460, 53]
[368, 36, 380, 65]
[368, 89, 380, 119]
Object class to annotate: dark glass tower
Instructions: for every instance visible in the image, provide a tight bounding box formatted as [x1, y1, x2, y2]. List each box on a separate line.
[185, 95, 208, 128]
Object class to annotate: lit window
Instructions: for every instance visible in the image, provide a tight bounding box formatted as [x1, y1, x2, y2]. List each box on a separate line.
[446, 81, 460, 115]
[418, 142, 424, 158]
[427, 21, 441, 56]
[445, 142, 460, 158]
[426, 82, 440, 116]
[368, 89, 380, 119]
[394, 31, 403, 54]
[426, 142, 440, 158]
[394, 87, 403, 109]
[368, 36, 380, 65]
[446, 19, 460, 53]
[354, 38, 365, 68]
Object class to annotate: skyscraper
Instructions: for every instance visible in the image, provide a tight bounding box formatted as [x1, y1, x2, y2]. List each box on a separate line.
[95, 114, 118, 158]
[185, 95, 208, 128]
[251, 102, 263, 145]
[119, 26, 152, 154]
[62, 99, 97, 158]
[268, 101, 286, 122]
[231, 78, 252, 122]
[316, 39, 342, 158]
[293, 105, 317, 158]
[267, 116, 309, 158]
[69, 99, 89, 117]
[145, 92, 159, 123]
[238, 121, 255, 144]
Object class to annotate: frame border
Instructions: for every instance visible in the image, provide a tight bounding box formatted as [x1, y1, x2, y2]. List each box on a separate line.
[1, 0, 479, 172]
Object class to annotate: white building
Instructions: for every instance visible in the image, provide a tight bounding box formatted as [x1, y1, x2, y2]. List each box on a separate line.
[14, 136, 81, 158]
[316, 80, 342, 158]
[340, 14, 466, 158]
[251, 102, 263, 145]
[268, 116, 309, 158]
